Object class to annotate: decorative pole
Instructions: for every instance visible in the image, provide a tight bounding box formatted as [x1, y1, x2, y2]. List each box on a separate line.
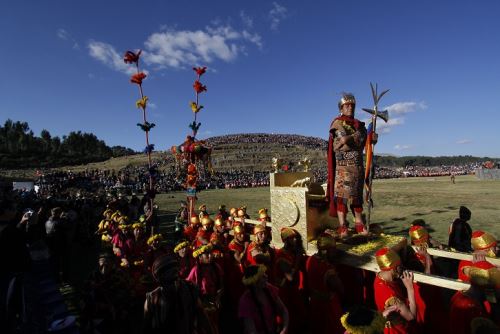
[186, 66, 207, 218]
[124, 50, 156, 208]
[362, 82, 389, 228]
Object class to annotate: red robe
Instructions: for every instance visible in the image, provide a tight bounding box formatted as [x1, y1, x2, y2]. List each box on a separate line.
[274, 248, 307, 334]
[183, 225, 198, 242]
[245, 241, 275, 283]
[458, 260, 473, 282]
[373, 275, 414, 334]
[450, 291, 491, 334]
[305, 255, 344, 334]
[194, 229, 211, 248]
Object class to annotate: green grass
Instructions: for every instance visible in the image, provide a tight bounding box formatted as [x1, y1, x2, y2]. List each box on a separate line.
[155, 175, 500, 244]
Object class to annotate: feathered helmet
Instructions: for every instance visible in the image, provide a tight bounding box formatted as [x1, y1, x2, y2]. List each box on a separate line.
[338, 92, 356, 111]
[409, 225, 429, 245]
[375, 247, 401, 271]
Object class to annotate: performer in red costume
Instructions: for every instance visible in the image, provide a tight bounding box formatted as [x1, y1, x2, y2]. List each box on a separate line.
[373, 247, 417, 334]
[450, 260, 500, 334]
[305, 233, 344, 334]
[245, 224, 275, 283]
[458, 230, 498, 282]
[183, 214, 200, 242]
[274, 228, 308, 334]
[326, 93, 371, 236]
[174, 240, 195, 279]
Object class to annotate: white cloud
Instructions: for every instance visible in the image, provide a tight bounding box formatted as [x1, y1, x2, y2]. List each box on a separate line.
[143, 25, 262, 69]
[148, 102, 157, 109]
[457, 139, 472, 144]
[57, 28, 70, 40]
[269, 2, 288, 31]
[377, 117, 405, 134]
[57, 28, 80, 49]
[385, 101, 427, 115]
[88, 41, 137, 75]
[394, 144, 413, 150]
[240, 10, 254, 29]
[364, 101, 426, 134]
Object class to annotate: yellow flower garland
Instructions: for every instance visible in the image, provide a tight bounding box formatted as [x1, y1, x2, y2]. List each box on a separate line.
[147, 234, 163, 246]
[192, 244, 212, 258]
[174, 241, 190, 253]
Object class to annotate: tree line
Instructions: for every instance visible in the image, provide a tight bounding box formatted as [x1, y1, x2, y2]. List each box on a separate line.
[0, 119, 135, 168]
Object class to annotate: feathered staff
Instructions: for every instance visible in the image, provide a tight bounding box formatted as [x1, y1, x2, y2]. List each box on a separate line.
[186, 66, 207, 217]
[124, 50, 156, 204]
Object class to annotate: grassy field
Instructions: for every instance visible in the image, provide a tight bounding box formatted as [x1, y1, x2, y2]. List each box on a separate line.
[155, 174, 500, 244]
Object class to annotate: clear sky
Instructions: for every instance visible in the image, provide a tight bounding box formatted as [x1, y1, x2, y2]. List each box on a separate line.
[1, 0, 499, 157]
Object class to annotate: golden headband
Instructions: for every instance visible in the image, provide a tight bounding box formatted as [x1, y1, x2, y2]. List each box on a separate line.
[376, 248, 401, 271]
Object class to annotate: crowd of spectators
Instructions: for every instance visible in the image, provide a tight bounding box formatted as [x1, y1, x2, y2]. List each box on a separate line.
[205, 133, 328, 150]
[34, 161, 481, 197]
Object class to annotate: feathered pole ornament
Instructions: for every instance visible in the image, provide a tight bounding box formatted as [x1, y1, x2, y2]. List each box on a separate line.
[124, 49, 155, 215]
[186, 66, 208, 218]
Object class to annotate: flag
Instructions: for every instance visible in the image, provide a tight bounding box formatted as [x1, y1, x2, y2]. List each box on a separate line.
[364, 122, 374, 204]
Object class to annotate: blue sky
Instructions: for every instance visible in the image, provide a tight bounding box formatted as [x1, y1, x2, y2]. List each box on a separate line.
[1, 0, 500, 157]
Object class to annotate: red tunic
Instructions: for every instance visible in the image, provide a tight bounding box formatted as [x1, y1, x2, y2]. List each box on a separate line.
[274, 248, 307, 334]
[245, 242, 275, 283]
[305, 255, 344, 334]
[450, 291, 490, 334]
[183, 225, 198, 241]
[373, 275, 413, 334]
[194, 229, 211, 248]
[458, 260, 473, 282]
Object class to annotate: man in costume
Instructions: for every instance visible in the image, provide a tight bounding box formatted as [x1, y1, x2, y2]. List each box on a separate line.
[373, 247, 417, 333]
[187, 245, 224, 334]
[184, 214, 200, 242]
[274, 228, 308, 334]
[238, 265, 289, 334]
[245, 224, 275, 283]
[305, 232, 344, 334]
[174, 240, 195, 279]
[406, 225, 449, 333]
[326, 93, 369, 236]
[458, 230, 498, 282]
[143, 254, 213, 334]
[195, 216, 213, 248]
[450, 260, 500, 334]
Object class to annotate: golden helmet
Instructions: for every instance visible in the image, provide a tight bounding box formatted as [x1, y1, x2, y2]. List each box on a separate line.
[190, 215, 200, 225]
[201, 216, 213, 226]
[214, 216, 224, 227]
[259, 208, 269, 219]
[338, 93, 356, 111]
[471, 230, 497, 251]
[409, 225, 429, 245]
[375, 247, 401, 271]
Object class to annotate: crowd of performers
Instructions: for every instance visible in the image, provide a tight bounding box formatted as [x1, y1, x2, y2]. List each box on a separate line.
[82, 200, 500, 334]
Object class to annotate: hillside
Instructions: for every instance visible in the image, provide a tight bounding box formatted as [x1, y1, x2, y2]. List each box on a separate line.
[1, 133, 496, 180]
